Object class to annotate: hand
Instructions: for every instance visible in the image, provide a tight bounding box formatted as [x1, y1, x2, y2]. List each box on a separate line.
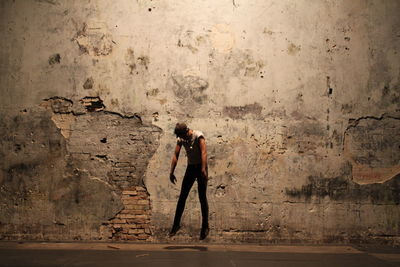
[170, 173, 177, 184]
[201, 169, 208, 180]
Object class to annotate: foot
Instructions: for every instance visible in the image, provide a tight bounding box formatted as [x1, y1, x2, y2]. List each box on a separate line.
[199, 227, 209, 240]
[169, 225, 180, 237]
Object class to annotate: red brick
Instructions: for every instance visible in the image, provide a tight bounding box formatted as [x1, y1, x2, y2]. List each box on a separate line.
[123, 200, 139, 205]
[119, 209, 144, 215]
[136, 187, 147, 192]
[128, 228, 144, 234]
[127, 196, 144, 200]
[125, 210, 147, 215]
[124, 204, 150, 210]
[122, 190, 138, 195]
[135, 215, 149, 219]
[118, 214, 137, 219]
[137, 234, 149, 240]
[110, 218, 126, 224]
[125, 224, 140, 229]
[126, 218, 147, 224]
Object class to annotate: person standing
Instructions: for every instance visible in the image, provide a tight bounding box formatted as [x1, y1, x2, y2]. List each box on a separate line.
[169, 122, 209, 240]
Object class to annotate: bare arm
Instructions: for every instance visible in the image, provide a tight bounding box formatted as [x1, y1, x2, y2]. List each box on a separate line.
[199, 137, 208, 179]
[169, 143, 181, 184]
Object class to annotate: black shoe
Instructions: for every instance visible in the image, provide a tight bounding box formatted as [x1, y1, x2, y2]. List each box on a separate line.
[200, 227, 209, 240]
[169, 225, 180, 237]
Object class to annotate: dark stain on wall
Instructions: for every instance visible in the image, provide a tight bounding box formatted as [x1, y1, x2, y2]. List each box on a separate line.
[137, 56, 149, 70]
[280, 118, 328, 154]
[287, 42, 301, 56]
[380, 83, 400, 107]
[286, 171, 400, 205]
[341, 103, 353, 114]
[170, 75, 208, 106]
[83, 77, 94, 89]
[126, 48, 136, 74]
[125, 48, 150, 75]
[73, 23, 114, 56]
[223, 103, 263, 120]
[6, 162, 41, 202]
[42, 96, 73, 113]
[48, 53, 61, 65]
[35, 0, 59, 5]
[344, 115, 400, 168]
[225, 50, 265, 78]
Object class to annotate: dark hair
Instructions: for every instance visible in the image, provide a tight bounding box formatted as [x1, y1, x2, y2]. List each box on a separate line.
[174, 122, 188, 136]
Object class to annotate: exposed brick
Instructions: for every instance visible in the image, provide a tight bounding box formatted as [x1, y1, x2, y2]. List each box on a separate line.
[123, 200, 140, 205]
[136, 187, 147, 192]
[123, 204, 150, 211]
[122, 210, 149, 215]
[115, 171, 131, 177]
[122, 190, 138, 195]
[118, 214, 139, 219]
[128, 228, 145, 234]
[126, 218, 148, 224]
[109, 219, 126, 224]
[125, 224, 140, 229]
[137, 234, 149, 240]
[128, 196, 145, 200]
[104, 186, 152, 241]
[137, 199, 150, 205]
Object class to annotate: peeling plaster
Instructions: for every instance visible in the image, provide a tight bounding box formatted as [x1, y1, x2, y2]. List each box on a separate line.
[343, 114, 400, 184]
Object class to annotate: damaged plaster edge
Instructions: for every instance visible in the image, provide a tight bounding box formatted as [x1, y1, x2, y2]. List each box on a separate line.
[43, 96, 73, 104]
[40, 96, 145, 122]
[102, 110, 142, 122]
[342, 113, 400, 151]
[40, 95, 163, 191]
[89, 176, 115, 190]
[351, 164, 400, 185]
[342, 113, 400, 185]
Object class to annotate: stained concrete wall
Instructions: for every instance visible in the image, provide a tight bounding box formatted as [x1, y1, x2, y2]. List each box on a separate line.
[0, 0, 399, 244]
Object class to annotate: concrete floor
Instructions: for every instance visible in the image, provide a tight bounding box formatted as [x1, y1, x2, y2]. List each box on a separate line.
[0, 242, 399, 267]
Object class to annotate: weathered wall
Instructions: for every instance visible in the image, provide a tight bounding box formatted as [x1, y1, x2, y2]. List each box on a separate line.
[0, 0, 399, 244]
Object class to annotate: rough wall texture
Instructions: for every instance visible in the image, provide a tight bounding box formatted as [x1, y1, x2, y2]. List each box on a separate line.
[0, 96, 161, 241]
[0, 0, 399, 244]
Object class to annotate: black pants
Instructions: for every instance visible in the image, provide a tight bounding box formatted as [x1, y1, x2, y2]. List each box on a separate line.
[173, 164, 209, 228]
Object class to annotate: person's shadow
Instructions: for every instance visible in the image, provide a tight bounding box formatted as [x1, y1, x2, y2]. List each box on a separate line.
[163, 246, 208, 251]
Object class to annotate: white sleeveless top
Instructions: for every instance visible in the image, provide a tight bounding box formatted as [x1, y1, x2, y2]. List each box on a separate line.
[177, 130, 204, 165]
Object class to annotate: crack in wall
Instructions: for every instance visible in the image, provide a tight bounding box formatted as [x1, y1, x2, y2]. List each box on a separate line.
[343, 113, 400, 184]
[343, 113, 400, 148]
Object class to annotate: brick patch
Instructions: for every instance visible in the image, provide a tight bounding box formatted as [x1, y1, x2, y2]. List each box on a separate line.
[104, 186, 152, 241]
